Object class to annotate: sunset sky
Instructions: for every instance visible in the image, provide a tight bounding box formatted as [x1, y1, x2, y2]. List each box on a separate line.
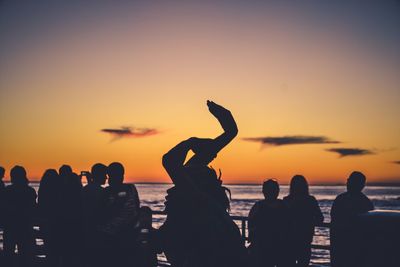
[1, 1, 399, 184]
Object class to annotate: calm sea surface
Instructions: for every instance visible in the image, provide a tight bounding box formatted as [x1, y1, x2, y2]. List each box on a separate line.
[2, 183, 400, 266]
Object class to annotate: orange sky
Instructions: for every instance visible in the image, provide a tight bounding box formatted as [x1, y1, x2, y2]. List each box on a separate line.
[0, 2, 399, 184]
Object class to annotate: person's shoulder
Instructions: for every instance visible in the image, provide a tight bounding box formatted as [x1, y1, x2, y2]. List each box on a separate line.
[308, 195, 318, 203]
[123, 183, 138, 193]
[251, 200, 264, 210]
[333, 192, 348, 201]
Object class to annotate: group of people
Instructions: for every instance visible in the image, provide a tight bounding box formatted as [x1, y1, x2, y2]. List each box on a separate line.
[0, 162, 150, 267]
[0, 101, 375, 267]
[247, 171, 373, 267]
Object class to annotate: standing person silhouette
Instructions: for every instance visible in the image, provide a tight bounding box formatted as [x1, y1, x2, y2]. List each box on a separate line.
[38, 169, 62, 266]
[98, 162, 140, 267]
[0, 166, 5, 228]
[81, 163, 107, 267]
[330, 171, 374, 267]
[248, 179, 289, 267]
[160, 100, 247, 267]
[58, 165, 83, 267]
[0, 166, 5, 190]
[3, 165, 37, 267]
[283, 175, 323, 267]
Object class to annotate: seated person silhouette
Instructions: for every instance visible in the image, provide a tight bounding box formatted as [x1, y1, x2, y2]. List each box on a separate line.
[248, 179, 289, 267]
[283, 175, 323, 267]
[160, 101, 247, 267]
[81, 163, 107, 267]
[98, 162, 140, 267]
[330, 171, 374, 267]
[3, 165, 37, 267]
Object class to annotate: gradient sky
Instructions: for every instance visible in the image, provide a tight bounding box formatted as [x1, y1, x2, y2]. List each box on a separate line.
[1, 1, 399, 184]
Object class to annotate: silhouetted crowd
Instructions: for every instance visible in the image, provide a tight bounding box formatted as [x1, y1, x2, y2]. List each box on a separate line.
[0, 101, 377, 267]
[0, 164, 374, 267]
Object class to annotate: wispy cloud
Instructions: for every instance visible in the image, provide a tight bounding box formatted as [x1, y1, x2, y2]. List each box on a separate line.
[242, 135, 340, 146]
[101, 127, 160, 141]
[326, 148, 374, 158]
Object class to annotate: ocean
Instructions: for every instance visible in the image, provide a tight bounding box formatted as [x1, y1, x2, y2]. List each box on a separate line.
[1, 183, 400, 266]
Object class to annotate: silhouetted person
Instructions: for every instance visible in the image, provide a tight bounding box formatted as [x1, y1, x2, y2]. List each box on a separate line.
[0, 166, 5, 190]
[0, 166, 6, 265]
[136, 206, 158, 267]
[58, 165, 83, 267]
[38, 169, 62, 266]
[81, 163, 107, 267]
[160, 101, 247, 267]
[98, 162, 140, 267]
[3, 165, 37, 267]
[330, 171, 374, 267]
[283, 175, 323, 267]
[0, 166, 5, 227]
[248, 179, 289, 267]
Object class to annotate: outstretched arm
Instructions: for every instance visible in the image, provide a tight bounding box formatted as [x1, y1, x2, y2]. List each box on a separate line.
[208, 100, 238, 151]
[186, 100, 238, 166]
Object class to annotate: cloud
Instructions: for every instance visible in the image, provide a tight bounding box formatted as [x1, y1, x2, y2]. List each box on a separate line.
[101, 127, 160, 141]
[391, 161, 400, 165]
[242, 135, 340, 146]
[326, 148, 374, 157]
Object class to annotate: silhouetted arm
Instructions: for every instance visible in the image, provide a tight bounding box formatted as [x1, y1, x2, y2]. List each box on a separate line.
[186, 101, 238, 166]
[162, 138, 194, 185]
[248, 201, 260, 243]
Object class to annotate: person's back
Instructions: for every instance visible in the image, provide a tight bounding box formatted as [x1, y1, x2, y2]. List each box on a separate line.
[0, 166, 6, 228]
[98, 162, 140, 267]
[3, 166, 37, 267]
[37, 169, 61, 266]
[330, 171, 374, 267]
[82, 164, 107, 229]
[81, 164, 107, 267]
[283, 175, 323, 267]
[57, 165, 83, 266]
[248, 179, 289, 267]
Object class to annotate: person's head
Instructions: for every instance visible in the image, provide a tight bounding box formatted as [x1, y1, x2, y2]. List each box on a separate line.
[40, 169, 59, 188]
[91, 163, 107, 185]
[10, 165, 28, 186]
[347, 171, 366, 193]
[186, 138, 218, 166]
[107, 162, 124, 186]
[0, 166, 5, 180]
[289, 175, 309, 197]
[262, 179, 279, 200]
[59, 165, 73, 176]
[184, 165, 231, 211]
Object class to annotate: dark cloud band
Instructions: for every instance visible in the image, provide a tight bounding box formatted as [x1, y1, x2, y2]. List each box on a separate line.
[326, 148, 374, 157]
[101, 127, 159, 141]
[242, 135, 340, 146]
